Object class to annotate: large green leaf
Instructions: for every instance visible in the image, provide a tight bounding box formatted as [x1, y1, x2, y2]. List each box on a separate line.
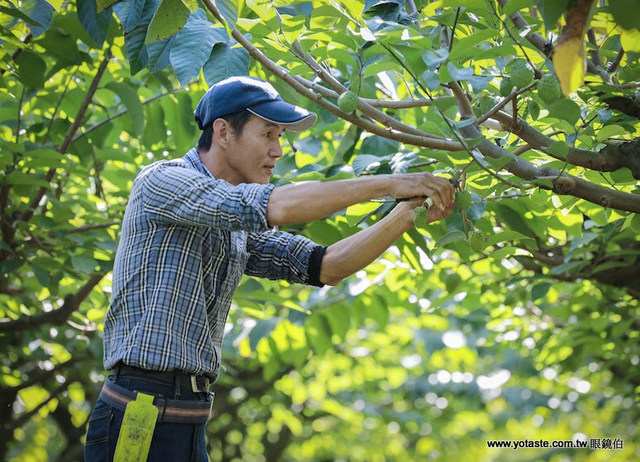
[14, 50, 47, 89]
[21, 0, 54, 37]
[145, 0, 190, 44]
[202, 42, 251, 86]
[105, 82, 145, 136]
[77, 0, 112, 48]
[169, 9, 228, 86]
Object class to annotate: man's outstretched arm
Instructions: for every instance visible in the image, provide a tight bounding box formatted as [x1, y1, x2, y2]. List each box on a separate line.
[318, 199, 453, 286]
[266, 172, 454, 227]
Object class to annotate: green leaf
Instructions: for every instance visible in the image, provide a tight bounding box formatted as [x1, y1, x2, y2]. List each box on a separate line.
[504, 0, 535, 16]
[535, 0, 571, 31]
[621, 28, 640, 53]
[170, 10, 228, 86]
[22, 149, 66, 169]
[484, 230, 534, 248]
[202, 42, 250, 86]
[249, 318, 279, 351]
[77, 0, 113, 48]
[434, 230, 467, 248]
[112, 0, 147, 32]
[71, 254, 97, 274]
[97, 0, 121, 14]
[246, 0, 276, 21]
[105, 82, 144, 137]
[145, 0, 190, 44]
[606, 0, 640, 31]
[21, 0, 54, 37]
[548, 100, 581, 125]
[38, 28, 83, 66]
[530, 282, 551, 301]
[14, 50, 46, 89]
[146, 36, 174, 72]
[0, 5, 44, 27]
[448, 29, 498, 61]
[305, 312, 332, 355]
[45, 0, 64, 9]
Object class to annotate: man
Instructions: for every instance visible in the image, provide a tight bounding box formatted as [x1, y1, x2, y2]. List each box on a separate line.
[84, 76, 454, 460]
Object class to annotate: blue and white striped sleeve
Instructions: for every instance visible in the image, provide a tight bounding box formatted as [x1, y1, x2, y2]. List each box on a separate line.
[244, 230, 325, 286]
[139, 161, 274, 232]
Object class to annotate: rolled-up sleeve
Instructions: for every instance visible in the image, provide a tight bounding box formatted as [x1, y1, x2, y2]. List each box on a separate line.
[244, 230, 324, 286]
[139, 161, 274, 232]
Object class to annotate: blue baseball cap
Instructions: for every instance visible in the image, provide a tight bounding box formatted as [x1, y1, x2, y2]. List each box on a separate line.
[194, 76, 317, 132]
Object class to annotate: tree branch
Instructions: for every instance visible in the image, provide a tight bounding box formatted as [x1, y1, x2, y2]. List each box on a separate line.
[7, 382, 70, 432]
[458, 122, 640, 212]
[21, 48, 112, 225]
[0, 358, 79, 394]
[290, 76, 454, 109]
[0, 271, 106, 333]
[490, 111, 640, 179]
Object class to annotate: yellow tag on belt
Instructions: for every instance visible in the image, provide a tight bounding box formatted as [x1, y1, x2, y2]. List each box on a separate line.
[113, 392, 158, 462]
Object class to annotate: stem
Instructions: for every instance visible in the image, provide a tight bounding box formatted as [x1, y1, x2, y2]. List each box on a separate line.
[15, 87, 25, 143]
[448, 8, 461, 53]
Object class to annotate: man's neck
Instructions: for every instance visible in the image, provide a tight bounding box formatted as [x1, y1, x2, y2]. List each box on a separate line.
[198, 148, 240, 185]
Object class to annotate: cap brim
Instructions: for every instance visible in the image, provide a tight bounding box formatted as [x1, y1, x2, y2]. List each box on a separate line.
[248, 100, 317, 131]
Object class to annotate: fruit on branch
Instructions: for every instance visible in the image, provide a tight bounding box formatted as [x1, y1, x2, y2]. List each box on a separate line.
[414, 206, 427, 226]
[509, 59, 534, 88]
[454, 190, 472, 210]
[537, 74, 562, 104]
[500, 78, 514, 97]
[337, 90, 359, 113]
[468, 230, 487, 252]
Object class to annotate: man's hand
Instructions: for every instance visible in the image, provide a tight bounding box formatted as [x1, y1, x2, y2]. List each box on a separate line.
[387, 172, 455, 213]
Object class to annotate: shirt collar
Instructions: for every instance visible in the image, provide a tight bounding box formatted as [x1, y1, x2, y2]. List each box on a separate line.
[184, 148, 215, 179]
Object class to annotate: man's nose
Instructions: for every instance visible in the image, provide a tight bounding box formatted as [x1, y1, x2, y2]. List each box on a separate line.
[270, 141, 284, 158]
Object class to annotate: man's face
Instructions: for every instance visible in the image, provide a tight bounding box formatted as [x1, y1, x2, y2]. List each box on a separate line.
[226, 115, 285, 185]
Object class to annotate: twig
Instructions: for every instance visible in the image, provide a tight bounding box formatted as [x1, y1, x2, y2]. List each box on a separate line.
[0, 272, 107, 333]
[72, 91, 171, 143]
[476, 81, 536, 125]
[587, 29, 603, 68]
[67, 220, 121, 234]
[448, 8, 461, 53]
[607, 48, 624, 73]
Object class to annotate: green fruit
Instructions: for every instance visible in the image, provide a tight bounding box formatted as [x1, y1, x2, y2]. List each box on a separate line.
[537, 74, 562, 104]
[454, 190, 472, 210]
[337, 90, 359, 113]
[444, 273, 462, 292]
[413, 206, 427, 225]
[509, 59, 534, 88]
[468, 230, 487, 252]
[500, 78, 514, 97]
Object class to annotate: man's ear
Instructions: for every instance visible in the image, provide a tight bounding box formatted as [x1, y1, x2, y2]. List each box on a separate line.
[212, 118, 232, 145]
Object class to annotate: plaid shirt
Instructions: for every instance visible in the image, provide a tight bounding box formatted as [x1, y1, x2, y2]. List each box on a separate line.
[103, 149, 321, 379]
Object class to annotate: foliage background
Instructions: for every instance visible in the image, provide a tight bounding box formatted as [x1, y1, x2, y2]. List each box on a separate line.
[0, 0, 639, 460]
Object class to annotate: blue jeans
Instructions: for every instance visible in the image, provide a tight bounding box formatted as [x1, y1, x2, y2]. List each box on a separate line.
[84, 375, 210, 461]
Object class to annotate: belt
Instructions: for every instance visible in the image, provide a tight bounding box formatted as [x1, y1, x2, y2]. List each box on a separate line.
[100, 378, 212, 424]
[115, 363, 213, 393]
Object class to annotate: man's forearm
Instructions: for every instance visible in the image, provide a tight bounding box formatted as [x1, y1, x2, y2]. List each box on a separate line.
[318, 203, 415, 286]
[266, 171, 455, 227]
[266, 177, 391, 226]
